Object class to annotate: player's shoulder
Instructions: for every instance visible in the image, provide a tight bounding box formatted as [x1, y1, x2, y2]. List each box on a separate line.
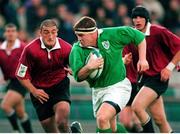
[72, 41, 81, 49]
[19, 41, 27, 49]
[104, 26, 140, 36]
[24, 38, 40, 51]
[27, 38, 40, 46]
[70, 41, 85, 55]
[150, 24, 167, 33]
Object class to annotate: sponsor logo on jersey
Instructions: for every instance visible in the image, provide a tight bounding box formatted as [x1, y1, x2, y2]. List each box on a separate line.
[102, 41, 110, 49]
[17, 64, 27, 77]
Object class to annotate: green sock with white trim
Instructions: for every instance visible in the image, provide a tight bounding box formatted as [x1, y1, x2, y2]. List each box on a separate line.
[97, 127, 112, 133]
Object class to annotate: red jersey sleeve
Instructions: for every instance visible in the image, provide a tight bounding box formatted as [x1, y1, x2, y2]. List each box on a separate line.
[160, 28, 180, 55]
[16, 46, 32, 80]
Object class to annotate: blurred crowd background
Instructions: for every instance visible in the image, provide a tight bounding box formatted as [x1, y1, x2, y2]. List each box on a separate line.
[0, 0, 180, 45]
[0, 0, 180, 132]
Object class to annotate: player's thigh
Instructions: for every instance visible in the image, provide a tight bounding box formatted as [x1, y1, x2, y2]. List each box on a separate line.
[104, 78, 132, 111]
[1, 90, 23, 107]
[132, 86, 158, 110]
[93, 78, 131, 117]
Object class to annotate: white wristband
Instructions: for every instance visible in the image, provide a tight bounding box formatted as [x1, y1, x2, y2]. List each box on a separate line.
[166, 62, 175, 71]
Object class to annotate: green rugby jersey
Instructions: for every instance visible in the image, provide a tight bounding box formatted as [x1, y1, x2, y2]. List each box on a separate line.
[69, 26, 144, 88]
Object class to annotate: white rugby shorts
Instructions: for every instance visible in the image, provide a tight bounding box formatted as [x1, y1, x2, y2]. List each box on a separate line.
[92, 78, 131, 117]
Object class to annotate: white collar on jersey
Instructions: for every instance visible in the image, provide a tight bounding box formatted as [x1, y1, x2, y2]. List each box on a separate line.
[144, 22, 151, 36]
[0, 39, 21, 50]
[98, 29, 103, 36]
[40, 37, 61, 51]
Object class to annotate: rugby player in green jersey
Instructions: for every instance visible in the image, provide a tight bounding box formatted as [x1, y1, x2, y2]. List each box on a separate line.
[69, 16, 149, 133]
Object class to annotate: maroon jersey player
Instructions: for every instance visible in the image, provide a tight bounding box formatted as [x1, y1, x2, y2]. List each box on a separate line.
[131, 6, 180, 133]
[16, 19, 75, 133]
[0, 23, 33, 133]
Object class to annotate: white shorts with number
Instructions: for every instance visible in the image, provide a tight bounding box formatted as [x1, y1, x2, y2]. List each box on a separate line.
[92, 78, 131, 117]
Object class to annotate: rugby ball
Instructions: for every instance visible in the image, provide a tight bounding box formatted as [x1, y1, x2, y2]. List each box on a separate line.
[85, 49, 103, 79]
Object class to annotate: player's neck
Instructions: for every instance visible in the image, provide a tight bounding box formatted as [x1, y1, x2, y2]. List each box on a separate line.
[7, 40, 15, 49]
[141, 25, 147, 33]
[45, 44, 55, 50]
[94, 32, 98, 48]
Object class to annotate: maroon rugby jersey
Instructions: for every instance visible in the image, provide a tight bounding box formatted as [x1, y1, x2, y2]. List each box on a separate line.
[144, 24, 180, 76]
[123, 44, 139, 83]
[16, 37, 72, 89]
[0, 39, 25, 80]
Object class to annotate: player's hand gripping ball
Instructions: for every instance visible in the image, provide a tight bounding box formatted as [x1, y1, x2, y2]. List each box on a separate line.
[85, 49, 104, 79]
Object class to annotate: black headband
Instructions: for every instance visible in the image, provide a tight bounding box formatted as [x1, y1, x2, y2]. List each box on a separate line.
[74, 27, 97, 34]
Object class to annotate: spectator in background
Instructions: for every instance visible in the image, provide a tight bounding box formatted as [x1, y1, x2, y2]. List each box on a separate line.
[56, 4, 76, 44]
[36, 4, 48, 25]
[76, 3, 91, 18]
[0, 23, 33, 133]
[4, 0, 20, 26]
[143, 0, 165, 23]
[0, 13, 5, 39]
[115, 3, 129, 26]
[26, 0, 42, 36]
[16, 5, 27, 31]
[18, 29, 30, 44]
[43, 0, 58, 18]
[163, 0, 180, 33]
[131, 6, 180, 133]
[95, 7, 107, 28]
[102, 0, 117, 19]
[122, 16, 132, 26]
[1, 0, 179, 45]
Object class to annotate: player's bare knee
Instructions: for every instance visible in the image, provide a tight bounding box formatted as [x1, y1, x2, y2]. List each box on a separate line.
[96, 114, 109, 125]
[55, 105, 69, 115]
